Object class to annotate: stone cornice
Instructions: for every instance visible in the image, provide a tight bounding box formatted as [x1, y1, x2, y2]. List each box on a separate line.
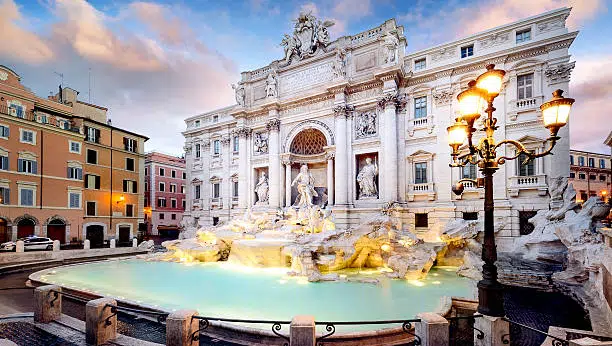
[326, 81, 350, 95]
[374, 67, 402, 84]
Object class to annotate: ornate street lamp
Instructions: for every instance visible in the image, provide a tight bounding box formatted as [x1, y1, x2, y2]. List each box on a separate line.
[447, 64, 574, 317]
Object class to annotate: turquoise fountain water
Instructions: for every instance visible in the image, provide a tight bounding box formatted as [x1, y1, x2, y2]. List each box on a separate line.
[34, 259, 472, 332]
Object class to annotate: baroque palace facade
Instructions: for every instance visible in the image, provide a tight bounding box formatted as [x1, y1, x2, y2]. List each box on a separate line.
[182, 8, 576, 246]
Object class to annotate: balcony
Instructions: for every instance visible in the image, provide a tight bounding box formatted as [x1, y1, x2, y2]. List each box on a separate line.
[407, 182, 436, 201]
[407, 116, 434, 136]
[508, 96, 544, 120]
[454, 180, 484, 199]
[209, 197, 223, 209]
[507, 174, 548, 197]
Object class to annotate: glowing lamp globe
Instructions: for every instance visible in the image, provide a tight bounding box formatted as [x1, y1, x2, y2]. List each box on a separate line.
[447, 121, 468, 152]
[540, 89, 574, 136]
[457, 80, 486, 125]
[476, 64, 506, 97]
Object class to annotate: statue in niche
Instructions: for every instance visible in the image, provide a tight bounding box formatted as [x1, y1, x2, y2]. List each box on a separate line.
[232, 83, 245, 106]
[331, 48, 346, 80]
[255, 172, 269, 204]
[265, 72, 278, 98]
[357, 157, 379, 198]
[254, 133, 268, 154]
[382, 31, 399, 65]
[355, 112, 377, 138]
[291, 164, 318, 207]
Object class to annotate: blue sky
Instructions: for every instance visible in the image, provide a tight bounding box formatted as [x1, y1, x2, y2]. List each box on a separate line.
[1, 0, 610, 155]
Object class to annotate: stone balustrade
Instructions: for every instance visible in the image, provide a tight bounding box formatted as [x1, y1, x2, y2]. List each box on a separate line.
[407, 182, 436, 201]
[507, 174, 548, 197]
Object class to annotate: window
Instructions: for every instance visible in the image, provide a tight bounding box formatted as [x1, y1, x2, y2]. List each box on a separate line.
[145, 168, 148, 176]
[570, 155, 574, 165]
[517, 153, 534, 176]
[600, 159, 606, 169]
[171, 199, 177, 208]
[181, 185, 185, 194]
[579, 191, 587, 201]
[18, 158, 37, 174]
[599, 175, 607, 182]
[86, 201, 96, 216]
[195, 144, 201, 158]
[159, 213, 165, 220]
[212, 216, 219, 226]
[39, 114, 48, 124]
[20, 188, 34, 206]
[462, 163, 477, 179]
[463, 212, 478, 221]
[159, 168, 165, 176]
[415, 213, 428, 228]
[0, 187, 10, 204]
[126, 204, 134, 217]
[212, 115, 219, 122]
[159, 182, 165, 192]
[213, 183, 220, 198]
[69, 192, 80, 208]
[69, 141, 81, 154]
[213, 140, 220, 155]
[460, 45, 474, 58]
[85, 174, 101, 189]
[85, 127, 100, 143]
[0, 125, 9, 139]
[67, 167, 83, 180]
[171, 213, 176, 220]
[414, 58, 426, 71]
[158, 198, 166, 207]
[182, 172, 186, 179]
[182, 200, 186, 209]
[589, 174, 596, 181]
[0, 154, 8, 171]
[86, 149, 98, 164]
[578, 157, 585, 166]
[414, 96, 427, 119]
[233, 181, 239, 197]
[195, 185, 201, 199]
[145, 182, 148, 191]
[579, 173, 586, 180]
[124, 137, 137, 153]
[9, 104, 24, 118]
[170, 184, 176, 193]
[194, 120, 200, 127]
[569, 172, 575, 179]
[519, 211, 537, 235]
[123, 180, 137, 193]
[414, 162, 427, 184]
[171, 170, 176, 178]
[517, 73, 533, 100]
[588, 158, 595, 168]
[20, 129, 35, 144]
[233, 136, 239, 152]
[516, 29, 531, 43]
[126, 158, 135, 171]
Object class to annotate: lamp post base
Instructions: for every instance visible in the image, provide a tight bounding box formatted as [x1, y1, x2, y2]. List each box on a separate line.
[477, 280, 505, 317]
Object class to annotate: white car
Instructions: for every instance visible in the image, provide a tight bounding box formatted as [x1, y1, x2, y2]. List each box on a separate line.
[0, 236, 54, 251]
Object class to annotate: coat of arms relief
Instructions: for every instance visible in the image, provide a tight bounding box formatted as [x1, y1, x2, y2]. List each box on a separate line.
[280, 12, 335, 66]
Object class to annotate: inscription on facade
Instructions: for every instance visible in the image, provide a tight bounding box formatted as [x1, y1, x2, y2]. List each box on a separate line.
[355, 51, 377, 72]
[279, 62, 333, 94]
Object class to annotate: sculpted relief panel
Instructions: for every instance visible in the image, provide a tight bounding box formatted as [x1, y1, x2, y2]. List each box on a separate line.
[279, 62, 333, 94]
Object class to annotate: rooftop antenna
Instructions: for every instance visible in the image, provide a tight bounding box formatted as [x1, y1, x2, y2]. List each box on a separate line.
[54, 71, 64, 87]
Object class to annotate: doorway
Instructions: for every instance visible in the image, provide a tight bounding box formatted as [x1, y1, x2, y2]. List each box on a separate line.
[47, 219, 66, 244]
[86, 225, 104, 248]
[17, 218, 35, 239]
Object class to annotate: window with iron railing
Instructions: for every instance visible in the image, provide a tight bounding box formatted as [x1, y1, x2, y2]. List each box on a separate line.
[414, 96, 427, 119]
[414, 162, 427, 184]
[517, 73, 533, 100]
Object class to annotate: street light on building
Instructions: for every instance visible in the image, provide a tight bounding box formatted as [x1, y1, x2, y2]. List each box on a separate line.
[446, 64, 574, 317]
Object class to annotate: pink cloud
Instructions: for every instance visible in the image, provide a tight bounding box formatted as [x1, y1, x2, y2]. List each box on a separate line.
[0, 0, 54, 64]
[129, 2, 187, 46]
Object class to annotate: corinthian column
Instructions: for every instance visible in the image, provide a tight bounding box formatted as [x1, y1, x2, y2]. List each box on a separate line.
[236, 127, 251, 209]
[284, 160, 292, 207]
[377, 93, 404, 202]
[333, 105, 353, 206]
[326, 153, 335, 206]
[267, 118, 281, 208]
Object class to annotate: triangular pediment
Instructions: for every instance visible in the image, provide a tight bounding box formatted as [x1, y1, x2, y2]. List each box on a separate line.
[409, 150, 433, 157]
[516, 135, 545, 144]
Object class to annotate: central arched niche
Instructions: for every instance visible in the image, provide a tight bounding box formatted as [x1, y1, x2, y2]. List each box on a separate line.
[289, 128, 327, 155]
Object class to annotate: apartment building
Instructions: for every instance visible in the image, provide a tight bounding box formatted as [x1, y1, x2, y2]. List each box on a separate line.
[0, 65, 148, 246]
[144, 152, 186, 238]
[569, 149, 611, 203]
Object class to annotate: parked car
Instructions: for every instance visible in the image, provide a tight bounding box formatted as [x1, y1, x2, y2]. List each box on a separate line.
[0, 236, 54, 251]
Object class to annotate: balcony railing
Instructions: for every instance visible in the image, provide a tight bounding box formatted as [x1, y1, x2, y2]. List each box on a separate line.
[508, 174, 548, 197]
[209, 197, 223, 209]
[511, 96, 543, 113]
[407, 182, 436, 201]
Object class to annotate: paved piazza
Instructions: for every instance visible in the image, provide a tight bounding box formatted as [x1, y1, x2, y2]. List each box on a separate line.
[182, 8, 576, 249]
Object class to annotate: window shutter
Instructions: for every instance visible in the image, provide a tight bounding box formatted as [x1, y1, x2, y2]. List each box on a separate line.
[133, 181, 138, 193]
[123, 180, 127, 192]
[4, 127, 8, 137]
[1, 156, 7, 170]
[123, 137, 127, 150]
[95, 176, 100, 189]
[17, 159, 23, 172]
[5, 188, 9, 205]
[32, 161, 37, 174]
[84, 174, 89, 188]
[95, 129, 100, 142]
[133, 140, 137, 152]
[77, 168, 83, 180]
[84, 126, 89, 138]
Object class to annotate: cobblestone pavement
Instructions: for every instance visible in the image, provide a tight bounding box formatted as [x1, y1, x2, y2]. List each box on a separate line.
[0, 321, 77, 346]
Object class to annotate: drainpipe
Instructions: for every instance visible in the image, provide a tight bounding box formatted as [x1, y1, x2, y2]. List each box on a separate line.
[40, 128, 43, 209]
[110, 127, 113, 244]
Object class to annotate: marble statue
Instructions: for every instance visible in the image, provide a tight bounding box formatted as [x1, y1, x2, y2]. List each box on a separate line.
[265, 72, 278, 98]
[382, 31, 399, 64]
[281, 34, 300, 65]
[357, 157, 379, 198]
[232, 83, 245, 106]
[254, 133, 268, 153]
[255, 172, 269, 203]
[355, 112, 377, 138]
[291, 164, 318, 207]
[331, 48, 346, 79]
[280, 12, 334, 65]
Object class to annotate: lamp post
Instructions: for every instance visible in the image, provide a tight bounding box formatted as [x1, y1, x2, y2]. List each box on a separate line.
[447, 64, 574, 317]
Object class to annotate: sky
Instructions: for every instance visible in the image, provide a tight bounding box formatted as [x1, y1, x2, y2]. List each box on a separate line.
[0, 0, 610, 156]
